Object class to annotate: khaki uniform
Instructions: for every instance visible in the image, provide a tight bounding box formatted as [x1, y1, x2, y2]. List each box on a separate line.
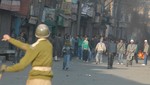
[5, 38, 53, 85]
[26, 79, 51, 85]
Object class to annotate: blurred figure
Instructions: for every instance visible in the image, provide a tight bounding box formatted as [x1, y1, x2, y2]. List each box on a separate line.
[95, 37, 106, 64]
[74, 35, 79, 57]
[126, 39, 137, 67]
[78, 36, 83, 60]
[117, 39, 126, 65]
[62, 36, 73, 70]
[134, 41, 139, 64]
[141, 40, 149, 66]
[82, 37, 90, 62]
[90, 36, 99, 61]
[14, 32, 26, 63]
[107, 39, 117, 69]
[53, 34, 64, 61]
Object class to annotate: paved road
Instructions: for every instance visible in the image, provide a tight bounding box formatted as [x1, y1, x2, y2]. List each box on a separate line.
[0, 57, 150, 85]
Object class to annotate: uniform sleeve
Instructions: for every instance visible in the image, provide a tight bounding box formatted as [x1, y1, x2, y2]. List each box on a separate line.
[8, 38, 30, 51]
[5, 47, 39, 72]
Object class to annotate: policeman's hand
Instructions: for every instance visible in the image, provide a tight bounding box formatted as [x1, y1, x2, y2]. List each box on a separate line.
[2, 34, 11, 41]
[0, 64, 7, 72]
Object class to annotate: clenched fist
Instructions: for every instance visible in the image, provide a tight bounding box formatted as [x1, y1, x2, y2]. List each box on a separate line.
[2, 34, 11, 41]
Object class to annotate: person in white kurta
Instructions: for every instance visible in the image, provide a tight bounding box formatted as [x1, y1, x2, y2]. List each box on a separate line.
[126, 39, 137, 67]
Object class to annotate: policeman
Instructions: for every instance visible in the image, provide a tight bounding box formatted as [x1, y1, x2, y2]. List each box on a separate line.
[0, 24, 53, 85]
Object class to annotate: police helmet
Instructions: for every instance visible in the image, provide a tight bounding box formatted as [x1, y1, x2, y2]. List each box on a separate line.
[35, 24, 50, 38]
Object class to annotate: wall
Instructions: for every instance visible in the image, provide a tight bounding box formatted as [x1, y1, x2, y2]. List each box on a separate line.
[17, 0, 31, 16]
[0, 10, 11, 49]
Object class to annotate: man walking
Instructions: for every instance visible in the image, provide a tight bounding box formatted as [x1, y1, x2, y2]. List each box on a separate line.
[107, 39, 117, 69]
[141, 40, 149, 66]
[117, 40, 126, 65]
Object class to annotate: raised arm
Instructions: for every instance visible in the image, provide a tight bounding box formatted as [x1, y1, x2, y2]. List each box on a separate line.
[2, 34, 30, 51]
[8, 38, 30, 51]
[5, 46, 39, 72]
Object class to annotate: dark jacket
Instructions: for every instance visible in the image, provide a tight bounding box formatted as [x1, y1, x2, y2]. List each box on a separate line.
[108, 41, 117, 53]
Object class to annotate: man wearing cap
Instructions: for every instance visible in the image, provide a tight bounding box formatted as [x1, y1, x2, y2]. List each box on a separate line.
[142, 40, 149, 66]
[0, 24, 53, 85]
[126, 39, 137, 67]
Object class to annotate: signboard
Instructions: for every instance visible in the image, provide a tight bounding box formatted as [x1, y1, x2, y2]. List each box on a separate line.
[28, 16, 38, 24]
[42, 7, 55, 22]
[81, 2, 94, 17]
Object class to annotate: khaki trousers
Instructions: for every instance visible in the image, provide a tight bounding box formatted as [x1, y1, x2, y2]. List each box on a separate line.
[26, 79, 51, 85]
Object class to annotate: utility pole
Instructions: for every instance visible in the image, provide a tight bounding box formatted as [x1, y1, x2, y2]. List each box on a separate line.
[116, 0, 121, 39]
[101, 0, 105, 16]
[77, 0, 82, 35]
[38, 0, 45, 24]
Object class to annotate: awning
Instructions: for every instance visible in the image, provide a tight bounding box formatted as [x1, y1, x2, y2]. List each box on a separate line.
[0, 0, 20, 11]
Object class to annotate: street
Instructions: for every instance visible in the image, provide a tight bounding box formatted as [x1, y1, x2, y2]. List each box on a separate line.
[0, 0, 150, 85]
[0, 56, 150, 85]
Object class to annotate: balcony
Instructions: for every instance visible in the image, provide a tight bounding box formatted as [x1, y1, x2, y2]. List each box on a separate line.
[0, 0, 20, 11]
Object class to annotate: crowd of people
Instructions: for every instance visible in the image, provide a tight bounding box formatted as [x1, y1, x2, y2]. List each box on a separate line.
[0, 24, 149, 85]
[52, 34, 150, 70]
